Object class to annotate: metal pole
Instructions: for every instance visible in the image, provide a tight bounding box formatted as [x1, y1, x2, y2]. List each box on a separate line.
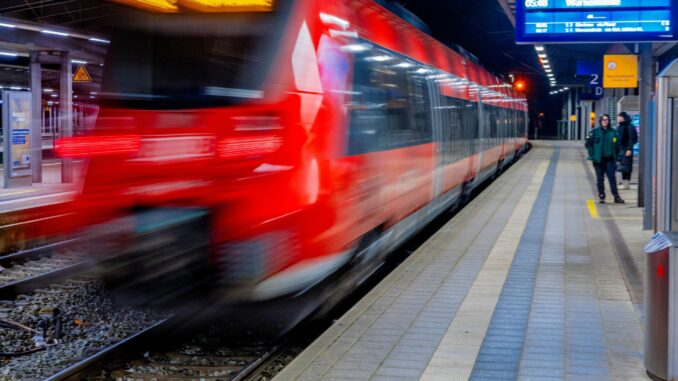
[638, 43, 652, 211]
[568, 90, 574, 140]
[30, 51, 42, 183]
[60, 52, 73, 183]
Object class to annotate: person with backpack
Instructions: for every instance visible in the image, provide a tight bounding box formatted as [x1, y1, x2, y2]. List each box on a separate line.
[616, 112, 638, 190]
[586, 114, 625, 204]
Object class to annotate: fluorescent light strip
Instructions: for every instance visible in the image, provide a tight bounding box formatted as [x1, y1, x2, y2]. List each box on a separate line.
[535, 46, 544, 51]
[42, 29, 69, 37]
[88, 37, 110, 44]
[71, 59, 87, 64]
[0, 51, 18, 57]
[0, 22, 16, 28]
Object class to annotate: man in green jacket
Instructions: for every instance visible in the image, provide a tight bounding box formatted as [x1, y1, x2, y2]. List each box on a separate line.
[586, 114, 624, 204]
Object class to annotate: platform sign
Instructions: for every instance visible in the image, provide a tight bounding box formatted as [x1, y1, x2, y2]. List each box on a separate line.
[516, 0, 675, 43]
[603, 54, 638, 88]
[2, 91, 32, 179]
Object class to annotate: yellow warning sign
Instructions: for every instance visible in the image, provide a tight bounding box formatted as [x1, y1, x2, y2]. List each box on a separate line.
[73, 65, 92, 82]
[603, 55, 638, 89]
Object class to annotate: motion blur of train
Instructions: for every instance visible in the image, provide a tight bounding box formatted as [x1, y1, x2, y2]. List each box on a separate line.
[55, 0, 528, 324]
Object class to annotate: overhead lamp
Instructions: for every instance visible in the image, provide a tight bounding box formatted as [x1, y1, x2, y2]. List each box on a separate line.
[545, 69, 552, 73]
[42, 29, 69, 37]
[0, 51, 18, 57]
[71, 59, 88, 64]
[0, 23, 16, 28]
[547, 73, 554, 77]
[543, 64, 551, 69]
[563, 87, 569, 90]
[541, 59, 549, 64]
[538, 53, 547, 59]
[535, 46, 545, 51]
[88, 37, 110, 44]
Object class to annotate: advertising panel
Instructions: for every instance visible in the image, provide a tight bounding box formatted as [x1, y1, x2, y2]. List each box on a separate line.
[2, 91, 32, 178]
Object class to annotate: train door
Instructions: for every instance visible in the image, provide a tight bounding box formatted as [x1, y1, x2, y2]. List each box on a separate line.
[429, 80, 445, 202]
[475, 98, 485, 180]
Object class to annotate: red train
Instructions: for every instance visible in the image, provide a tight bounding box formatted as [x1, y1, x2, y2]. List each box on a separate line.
[55, 0, 527, 316]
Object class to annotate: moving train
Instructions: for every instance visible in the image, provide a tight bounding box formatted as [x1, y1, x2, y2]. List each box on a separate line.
[55, 0, 528, 322]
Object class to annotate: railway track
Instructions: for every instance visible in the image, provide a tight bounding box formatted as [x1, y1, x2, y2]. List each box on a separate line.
[107, 341, 282, 381]
[0, 239, 87, 301]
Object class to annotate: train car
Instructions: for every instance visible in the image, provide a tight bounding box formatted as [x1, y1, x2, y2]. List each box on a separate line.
[55, 0, 528, 322]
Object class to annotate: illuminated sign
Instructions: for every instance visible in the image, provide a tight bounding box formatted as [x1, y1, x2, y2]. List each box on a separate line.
[2, 91, 32, 179]
[517, 0, 675, 43]
[603, 54, 638, 88]
[113, 0, 274, 12]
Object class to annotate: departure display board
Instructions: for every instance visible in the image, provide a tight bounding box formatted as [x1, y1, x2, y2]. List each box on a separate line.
[516, 0, 675, 43]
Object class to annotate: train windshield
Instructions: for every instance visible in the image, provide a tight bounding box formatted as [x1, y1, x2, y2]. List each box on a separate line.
[99, 2, 293, 109]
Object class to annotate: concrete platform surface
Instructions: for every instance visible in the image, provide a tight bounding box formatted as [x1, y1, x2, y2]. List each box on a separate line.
[0, 160, 76, 213]
[275, 141, 651, 381]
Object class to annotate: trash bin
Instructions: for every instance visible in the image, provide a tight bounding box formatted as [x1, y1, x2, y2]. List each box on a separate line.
[645, 232, 678, 381]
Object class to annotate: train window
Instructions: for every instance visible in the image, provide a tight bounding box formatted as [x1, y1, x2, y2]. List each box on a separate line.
[443, 97, 464, 163]
[347, 47, 433, 155]
[99, 5, 292, 109]
[407, 73, 433, 146]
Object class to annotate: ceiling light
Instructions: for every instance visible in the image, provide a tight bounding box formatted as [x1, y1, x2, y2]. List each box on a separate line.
[88, 37, 110, 44]
[545, 69, 552, 73]
[0, 51, 18, 57]
[538, 53, 547, 59]
[395, 62, 413, 68]
[543, 64, 551, 69]
[71, 59, 88, 64]
[541, 59, 549, 64]
[0, 23, 16, 28]
[535, 46, 544, 51]
[42, 29, 69, 37]
[563, 87, 569, 90]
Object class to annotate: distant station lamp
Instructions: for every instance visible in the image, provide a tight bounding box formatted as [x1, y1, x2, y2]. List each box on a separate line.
[514, 80, 526, 91]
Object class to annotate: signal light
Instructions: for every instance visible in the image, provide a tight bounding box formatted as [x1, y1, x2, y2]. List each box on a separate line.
[514, 81, 526, 91]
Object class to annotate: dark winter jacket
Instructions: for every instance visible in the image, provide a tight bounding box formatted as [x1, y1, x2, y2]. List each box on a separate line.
[616, 122, 638, 154]
[586, 126, 619, 163]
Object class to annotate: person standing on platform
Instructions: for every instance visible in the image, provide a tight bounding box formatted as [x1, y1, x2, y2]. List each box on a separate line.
[586, 114, 625, 204]
[616, 112, 638, 190]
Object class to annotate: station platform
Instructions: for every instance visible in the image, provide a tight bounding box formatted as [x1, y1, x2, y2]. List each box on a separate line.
[275, 141, 651, 381]
[0, 160, 75, 213]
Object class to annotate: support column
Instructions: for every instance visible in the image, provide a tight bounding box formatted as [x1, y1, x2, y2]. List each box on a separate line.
[30, 52, 42, 183]
[60, 52, 73, 183]
[567, 90, 574, 140]
[638, 43, 652, 214]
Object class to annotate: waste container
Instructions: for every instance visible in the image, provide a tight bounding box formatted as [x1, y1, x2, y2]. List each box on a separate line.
[645, 232, 678, 381]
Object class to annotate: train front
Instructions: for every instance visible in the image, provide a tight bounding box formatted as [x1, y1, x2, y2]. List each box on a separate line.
[57, 0, 333, 323]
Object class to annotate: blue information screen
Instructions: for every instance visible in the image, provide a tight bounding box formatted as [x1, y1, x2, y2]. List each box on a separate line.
[517, 0, 674, 43]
